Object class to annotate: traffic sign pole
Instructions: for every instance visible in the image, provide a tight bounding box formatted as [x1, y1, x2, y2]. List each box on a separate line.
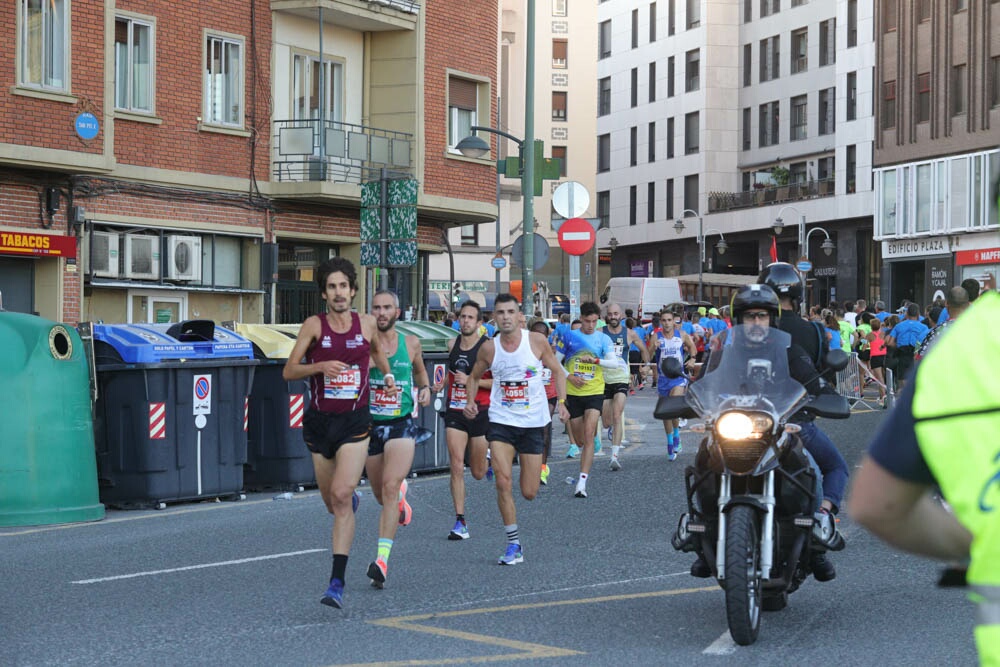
[569, 256, 580, 320]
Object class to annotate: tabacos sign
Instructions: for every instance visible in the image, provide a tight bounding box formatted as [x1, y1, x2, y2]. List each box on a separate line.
[881, 235, 951, 259]
[0, 232, 77, 258]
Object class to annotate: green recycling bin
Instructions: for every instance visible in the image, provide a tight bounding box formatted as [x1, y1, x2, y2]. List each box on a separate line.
[0, 313, 104, 526]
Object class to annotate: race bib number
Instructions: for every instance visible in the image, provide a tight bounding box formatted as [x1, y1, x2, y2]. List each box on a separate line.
[614, 343, 624, 358]
[370, 380, 402, 416]
[573, 360, 596, 381]
[541, 367, 553, 386]
[449, 382, 468, 411]
[500, 380, 530, 410]
[324, 367, 361, 400]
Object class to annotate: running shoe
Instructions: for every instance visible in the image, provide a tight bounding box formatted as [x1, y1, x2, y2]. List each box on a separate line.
[667, 440, 678, 462]
[398, 480, 412, 526]
[539, 464, 550, 486]
[594, 432, 603, 455]
[352, 490, 361, 514]
[486, 465, 493, 481]
[609, 456, 621, 471]
[574, 478, 588, 498]
[678, 418, 688, 428]
[367, 558, 388, 588]
[673, 437, 683, 455]
[448, 520, 470, 540]
[320, 578, 345, 608]
[606, 426, 614, 441]
[566, 443, 580, 458]
[498, 543, 523, 565]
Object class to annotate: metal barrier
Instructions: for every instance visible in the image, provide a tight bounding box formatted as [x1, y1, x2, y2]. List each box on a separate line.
[836, 352, 894, 411]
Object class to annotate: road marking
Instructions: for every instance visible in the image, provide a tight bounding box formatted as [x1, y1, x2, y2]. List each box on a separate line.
[330, 585, 717, 667]
[703, 631, 738, 655]
[70, 549, 326, 584]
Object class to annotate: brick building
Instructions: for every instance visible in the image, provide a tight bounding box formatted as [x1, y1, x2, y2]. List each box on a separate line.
[0, 0, 498, 325]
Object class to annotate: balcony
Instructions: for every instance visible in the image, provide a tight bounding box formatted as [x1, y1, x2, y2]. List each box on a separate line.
[271, 118, 413, 193]
[707, 178, 837, 213]
[271, 0, 419, 32]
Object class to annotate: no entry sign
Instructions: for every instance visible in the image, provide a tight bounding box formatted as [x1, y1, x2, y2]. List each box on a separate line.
[558, 217, 595, 256]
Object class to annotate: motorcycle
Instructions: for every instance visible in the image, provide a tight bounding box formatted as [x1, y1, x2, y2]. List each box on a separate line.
[655, 325, 850, 646]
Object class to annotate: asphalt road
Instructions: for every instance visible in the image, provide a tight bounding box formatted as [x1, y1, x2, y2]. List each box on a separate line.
[1, 389, 979, 666]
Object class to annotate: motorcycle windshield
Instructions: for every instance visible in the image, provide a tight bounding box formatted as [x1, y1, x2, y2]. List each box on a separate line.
[688, 325, 808, 420]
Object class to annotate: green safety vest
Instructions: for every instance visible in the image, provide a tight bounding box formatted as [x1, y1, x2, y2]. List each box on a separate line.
[912, 292, 1000, 666]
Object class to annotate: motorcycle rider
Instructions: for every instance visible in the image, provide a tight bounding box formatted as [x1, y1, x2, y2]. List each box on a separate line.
[685, 284, 843, 580]
[758, 263, 850, 581]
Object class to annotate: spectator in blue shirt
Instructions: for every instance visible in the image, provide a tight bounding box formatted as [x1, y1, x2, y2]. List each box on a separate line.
[886, 303, 930, 388]
[874, 300, 891, 322]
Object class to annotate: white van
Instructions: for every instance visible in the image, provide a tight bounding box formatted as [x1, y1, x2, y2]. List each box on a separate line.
[600, 277, 682, 322]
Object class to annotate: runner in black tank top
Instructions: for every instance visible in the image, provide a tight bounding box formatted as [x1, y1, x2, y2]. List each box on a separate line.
[283, 257, 395, 610]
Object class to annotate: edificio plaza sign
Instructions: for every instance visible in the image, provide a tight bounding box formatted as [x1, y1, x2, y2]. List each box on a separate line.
[881, 235, 952, 259]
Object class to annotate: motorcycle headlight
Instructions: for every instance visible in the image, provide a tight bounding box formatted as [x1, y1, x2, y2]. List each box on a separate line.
[715, 412, 773, 440]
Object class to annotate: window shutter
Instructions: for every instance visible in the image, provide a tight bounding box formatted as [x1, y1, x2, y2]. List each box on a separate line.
[449, 78, 478, 111]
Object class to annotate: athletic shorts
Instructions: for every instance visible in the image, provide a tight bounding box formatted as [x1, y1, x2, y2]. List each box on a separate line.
[869, 355, 885, 369]
[604, 383, 630, 400]
[369, 416, 420, 456]
[657, 375, 688, 396]
[303, 408, 372, 459]
[628, 350, 642, 371]
[566, 393, 605, 419]
[443, 409, 489, 438]
[487, 422, 546, 455]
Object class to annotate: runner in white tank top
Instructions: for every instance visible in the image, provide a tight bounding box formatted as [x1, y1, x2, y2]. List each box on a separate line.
[463, 295, 569, 566]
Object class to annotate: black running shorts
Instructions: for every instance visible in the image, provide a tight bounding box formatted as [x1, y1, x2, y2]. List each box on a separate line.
[303, 408, 372, 459]
[487, 422, 546, 455]
[566, 393, 605, 419]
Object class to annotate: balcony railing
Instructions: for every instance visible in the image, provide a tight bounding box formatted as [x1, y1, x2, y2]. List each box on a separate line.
[272, 119, 413, 184]
[707, 177, 837, 213]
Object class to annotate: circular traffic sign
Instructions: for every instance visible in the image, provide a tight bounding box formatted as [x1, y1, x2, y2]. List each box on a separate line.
[491, 256, 507, 269]
[558, 217, 596, 256]
[552, 181, 590, 219]
[796, 260, 813, 272]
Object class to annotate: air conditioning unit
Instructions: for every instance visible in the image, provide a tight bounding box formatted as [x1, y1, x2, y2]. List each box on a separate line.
[89, 231, 120, 278]
[167, 235, 202, 281]
[124, 234, 160, 280]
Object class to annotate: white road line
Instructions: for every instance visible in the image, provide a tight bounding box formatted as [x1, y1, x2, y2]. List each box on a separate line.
[71, 548, 326, 584]
[703, 631, 738, 655]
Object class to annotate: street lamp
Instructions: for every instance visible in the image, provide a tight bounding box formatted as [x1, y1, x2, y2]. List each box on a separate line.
[773, 205, 835, 314]
[593, 228, 618, 303]
[674, 209, 727, 303]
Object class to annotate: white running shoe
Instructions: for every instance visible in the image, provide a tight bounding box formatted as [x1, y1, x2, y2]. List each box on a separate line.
[609, 456, 621, 471]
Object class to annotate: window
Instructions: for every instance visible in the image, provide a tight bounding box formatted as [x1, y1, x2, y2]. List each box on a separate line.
[790, 95, 807, 140]
[819, 87, 834, 135]
[205, 35, 244, 127]
[991, 56, 1000, 108]
[667, 117, 675, 157]
[759, 36, 779, 82]
[954, 0, 966, 10]
[666, 179, 675, 219]
[685, 49, 700, 92]
[551, 146, 567, 177]
[669, 0, 676, 34]
[598, 77, 611, 116]
[684, 111, 699, 154]
[742, 107, 751, 150]
[744, 0, 752, 23]
[883, 0, 897, 32]
[630, 67, 638, 107]
[448, 76, 480, 149]
[790, 161, 807, 183]
[846, 145, 856, 191]
[917, 0, 931, 21]
[649, 62, 656, 102]
[817, 156, 834, 181]
[552, 0, 567, 16]
[19, 0, 68, 91]
[552, 39, 567, 68]
[791, 0, 805, 5]
[743, 44, 752, 87]
[847, 71, 858, 120]
[819, 19, 835, 66]
[629, 185, 638, 226]
[599, 20, 612, 59]
[882, 80, 896, 129]
[461, 225, 478, 246]
[847, 0, 858, 46]
[598, 134, 611, 172]
[952, 64, 967, 115]
[760, 0, 779, 18]
[687, 0, 701, 28]
[667, 56, 675, 97]
[630, 126, 638, 166]
[631, 9, 639, 48]
[916, 72, 930, 123]
[791, 28, 808, 74]
[552, 91, 567, 121]
[650, 2, 657, 41]
[648, 121, 656, 161]
[293, 55, 343, 123]
[597, 191, 610, 229]
[759, 100, 779, 146]
[648, 182, 656, 222]
[683, 174, 699, 215]
[115, 17, 154, 113]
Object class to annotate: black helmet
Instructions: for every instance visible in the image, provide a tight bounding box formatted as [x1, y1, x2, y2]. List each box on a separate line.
[758, 262, 802, 301]
[731, 284, 780, 324]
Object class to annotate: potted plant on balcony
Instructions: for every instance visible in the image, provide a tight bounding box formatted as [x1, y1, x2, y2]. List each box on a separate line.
[772, 166, 790, 201]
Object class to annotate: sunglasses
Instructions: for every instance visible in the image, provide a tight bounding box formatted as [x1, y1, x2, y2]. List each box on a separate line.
[743, 312, 770, 321]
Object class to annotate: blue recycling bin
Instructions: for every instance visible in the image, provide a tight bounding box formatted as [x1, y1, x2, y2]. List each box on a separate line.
[88, 320, 257, 508]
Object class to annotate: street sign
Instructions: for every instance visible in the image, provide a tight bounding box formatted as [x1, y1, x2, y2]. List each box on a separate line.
[558, 217, 596, 256]
[796, 257, 813, 272]
[491, 256, 507, 269]
[552, 181, 590, 219]
[510, 233, 550, 270]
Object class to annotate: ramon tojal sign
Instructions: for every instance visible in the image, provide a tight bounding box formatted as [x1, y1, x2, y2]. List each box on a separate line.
[0, 232, 77, 259]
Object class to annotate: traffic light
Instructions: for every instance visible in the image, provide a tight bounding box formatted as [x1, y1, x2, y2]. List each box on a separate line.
[452, 282, 463, 305]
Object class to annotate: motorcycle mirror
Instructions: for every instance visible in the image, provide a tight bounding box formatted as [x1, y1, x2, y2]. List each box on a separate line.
[805, 393, 851, 419]
[599, 294, 608, 304]
[825, 348, 849, 372]
[661, 356, 684, 379]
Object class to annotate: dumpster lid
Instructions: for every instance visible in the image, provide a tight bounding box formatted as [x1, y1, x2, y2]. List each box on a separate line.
[91, 320, 255, 363]
[224, 322, 300, 360]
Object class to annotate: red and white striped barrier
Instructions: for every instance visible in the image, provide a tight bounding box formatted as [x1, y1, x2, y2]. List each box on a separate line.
[289, 394, 304, 429]
[149, 402, 166, 440]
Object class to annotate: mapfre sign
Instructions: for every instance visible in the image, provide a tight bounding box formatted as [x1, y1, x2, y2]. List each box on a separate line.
[0, 232, 77, 259]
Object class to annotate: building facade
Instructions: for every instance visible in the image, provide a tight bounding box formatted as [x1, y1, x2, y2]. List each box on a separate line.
[598, 0, 877, 308]
[0, 0, 498, 325]
[872, 0, 999, 308]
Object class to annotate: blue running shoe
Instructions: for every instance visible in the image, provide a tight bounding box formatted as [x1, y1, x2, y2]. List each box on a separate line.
[486, 465, 494, 481]
[606, 425, 614, 441]
[566, 444, 580, 458]
[321, 578, 345, 608]
[448, 520, 470, 540]
[352, 490, 361, 514]
[594, 432, 603, 455]
[674, 436, 683, 455]
[498, 543, 523, 565]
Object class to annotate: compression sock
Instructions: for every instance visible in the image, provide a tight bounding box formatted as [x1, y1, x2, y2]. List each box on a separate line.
[505, 523, 520, 545]
[612, 445, 621, 457]
[331, 554, 348, 583]
[377, 538, 393, 564]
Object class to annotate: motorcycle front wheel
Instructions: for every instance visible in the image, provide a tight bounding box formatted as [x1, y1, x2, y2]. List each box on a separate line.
[724, 505, 762, 646]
